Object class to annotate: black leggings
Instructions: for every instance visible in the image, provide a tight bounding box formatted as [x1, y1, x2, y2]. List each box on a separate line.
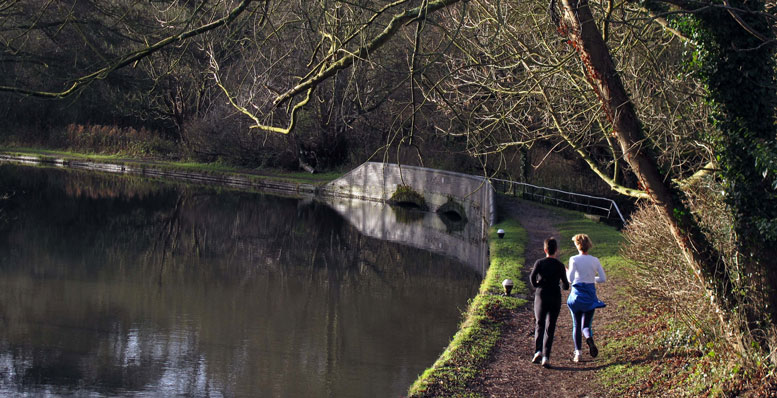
[534, 291, 562, 358]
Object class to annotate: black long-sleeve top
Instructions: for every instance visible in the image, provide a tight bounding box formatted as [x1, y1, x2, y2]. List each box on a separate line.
[529, 257, 570, 297]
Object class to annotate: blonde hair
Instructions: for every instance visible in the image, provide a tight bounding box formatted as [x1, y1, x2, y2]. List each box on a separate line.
[572, 234, 592, 252]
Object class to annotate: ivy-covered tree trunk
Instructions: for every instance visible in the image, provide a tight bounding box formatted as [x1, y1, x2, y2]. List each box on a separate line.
[556, 0, 740, 331]
[683, 0, 777, 328]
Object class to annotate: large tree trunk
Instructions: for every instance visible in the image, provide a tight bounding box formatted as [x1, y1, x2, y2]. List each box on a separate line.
[557, 0, 738, 335]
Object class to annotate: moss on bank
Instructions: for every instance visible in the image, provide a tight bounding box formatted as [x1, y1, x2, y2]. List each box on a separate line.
[408, 219, 527, 398]
[388, 184, 429, 210]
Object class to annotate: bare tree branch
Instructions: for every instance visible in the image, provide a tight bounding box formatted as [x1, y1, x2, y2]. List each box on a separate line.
[0, 0, 260, 98]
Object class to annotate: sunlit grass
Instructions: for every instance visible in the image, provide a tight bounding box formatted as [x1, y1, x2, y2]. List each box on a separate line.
[2, 147, 125, 161]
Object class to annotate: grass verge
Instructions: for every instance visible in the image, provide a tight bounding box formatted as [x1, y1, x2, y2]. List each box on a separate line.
[407, 219, 527, 398]
[552, 207, 626, 276]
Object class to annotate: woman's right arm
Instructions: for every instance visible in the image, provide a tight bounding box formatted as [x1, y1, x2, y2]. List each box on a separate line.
[595, 259, 607, 283]
[529, 261, 540, 288]
[560, 261, 570, 290]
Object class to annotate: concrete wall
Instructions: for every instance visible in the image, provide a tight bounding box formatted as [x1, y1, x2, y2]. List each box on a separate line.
[322, 162, 496, 226]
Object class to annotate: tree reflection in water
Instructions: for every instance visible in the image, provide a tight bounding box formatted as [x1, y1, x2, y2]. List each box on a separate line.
[0, 164, 481, 398]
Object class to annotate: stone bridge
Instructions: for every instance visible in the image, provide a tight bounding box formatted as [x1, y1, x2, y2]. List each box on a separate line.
[321, 163, 496, 273]
[321, 162, 495, 226]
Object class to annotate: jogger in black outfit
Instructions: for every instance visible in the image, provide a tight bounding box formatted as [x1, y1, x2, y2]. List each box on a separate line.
[529, 237, 570, 368]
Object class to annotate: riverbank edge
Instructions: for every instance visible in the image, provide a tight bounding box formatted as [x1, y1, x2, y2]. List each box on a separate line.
[407, 218, 528, 397]
[0, 148, 339, 196]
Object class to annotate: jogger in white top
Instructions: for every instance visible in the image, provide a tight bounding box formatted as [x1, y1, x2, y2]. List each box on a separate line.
[567, 253, 606, 285]
[566, 234, 606, 362]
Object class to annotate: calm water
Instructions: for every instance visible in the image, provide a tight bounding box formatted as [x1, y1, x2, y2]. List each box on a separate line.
[0, 164, 482, 397]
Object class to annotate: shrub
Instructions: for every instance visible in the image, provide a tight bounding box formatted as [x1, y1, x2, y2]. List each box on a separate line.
[48, 123, 178, 158]
[621, 175, 777, 390]
[621, 200, 721, 348]
[181, 104, 298, 169]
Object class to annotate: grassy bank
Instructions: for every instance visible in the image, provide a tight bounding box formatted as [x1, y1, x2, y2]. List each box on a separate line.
[0, 147, 342, 186]
[552, 207, 625, 280]
[553, 209, 679, 396]
[408, 219, 527, 398]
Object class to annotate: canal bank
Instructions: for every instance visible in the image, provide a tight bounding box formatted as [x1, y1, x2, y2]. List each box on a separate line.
[407, 215, 528, 397]
[0, 149, 329, 197]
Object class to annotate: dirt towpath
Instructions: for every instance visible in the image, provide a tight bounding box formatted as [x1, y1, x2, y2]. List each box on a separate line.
[470, 198, 617, 398]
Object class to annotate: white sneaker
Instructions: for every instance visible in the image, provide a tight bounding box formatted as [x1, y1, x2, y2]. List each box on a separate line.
[541, 357, 551, 368]
[531, 351, 542, 364]
[572, 352, 581, 363]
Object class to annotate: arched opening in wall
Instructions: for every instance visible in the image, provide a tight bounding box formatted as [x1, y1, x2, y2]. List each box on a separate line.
[439, 209, 463, 221]
[436, 199, 468, 232]
[393, 201, 425, 210]
[391, 206, 426, 224]
[387, 185, 429, 210]
[387, 185, 429, 224]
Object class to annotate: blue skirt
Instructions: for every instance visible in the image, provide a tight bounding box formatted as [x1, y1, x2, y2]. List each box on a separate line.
[567, 282, 606, 312]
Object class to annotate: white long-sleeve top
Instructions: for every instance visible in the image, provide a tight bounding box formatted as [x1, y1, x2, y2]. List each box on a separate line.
[567, 253, 606, 285]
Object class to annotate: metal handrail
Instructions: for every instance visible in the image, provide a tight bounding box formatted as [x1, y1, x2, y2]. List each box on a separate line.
[489, 178, 626, 224]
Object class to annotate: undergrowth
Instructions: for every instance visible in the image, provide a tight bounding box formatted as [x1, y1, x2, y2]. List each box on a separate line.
[547, 195, 777, 396]
[616, 183, 777, 397]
